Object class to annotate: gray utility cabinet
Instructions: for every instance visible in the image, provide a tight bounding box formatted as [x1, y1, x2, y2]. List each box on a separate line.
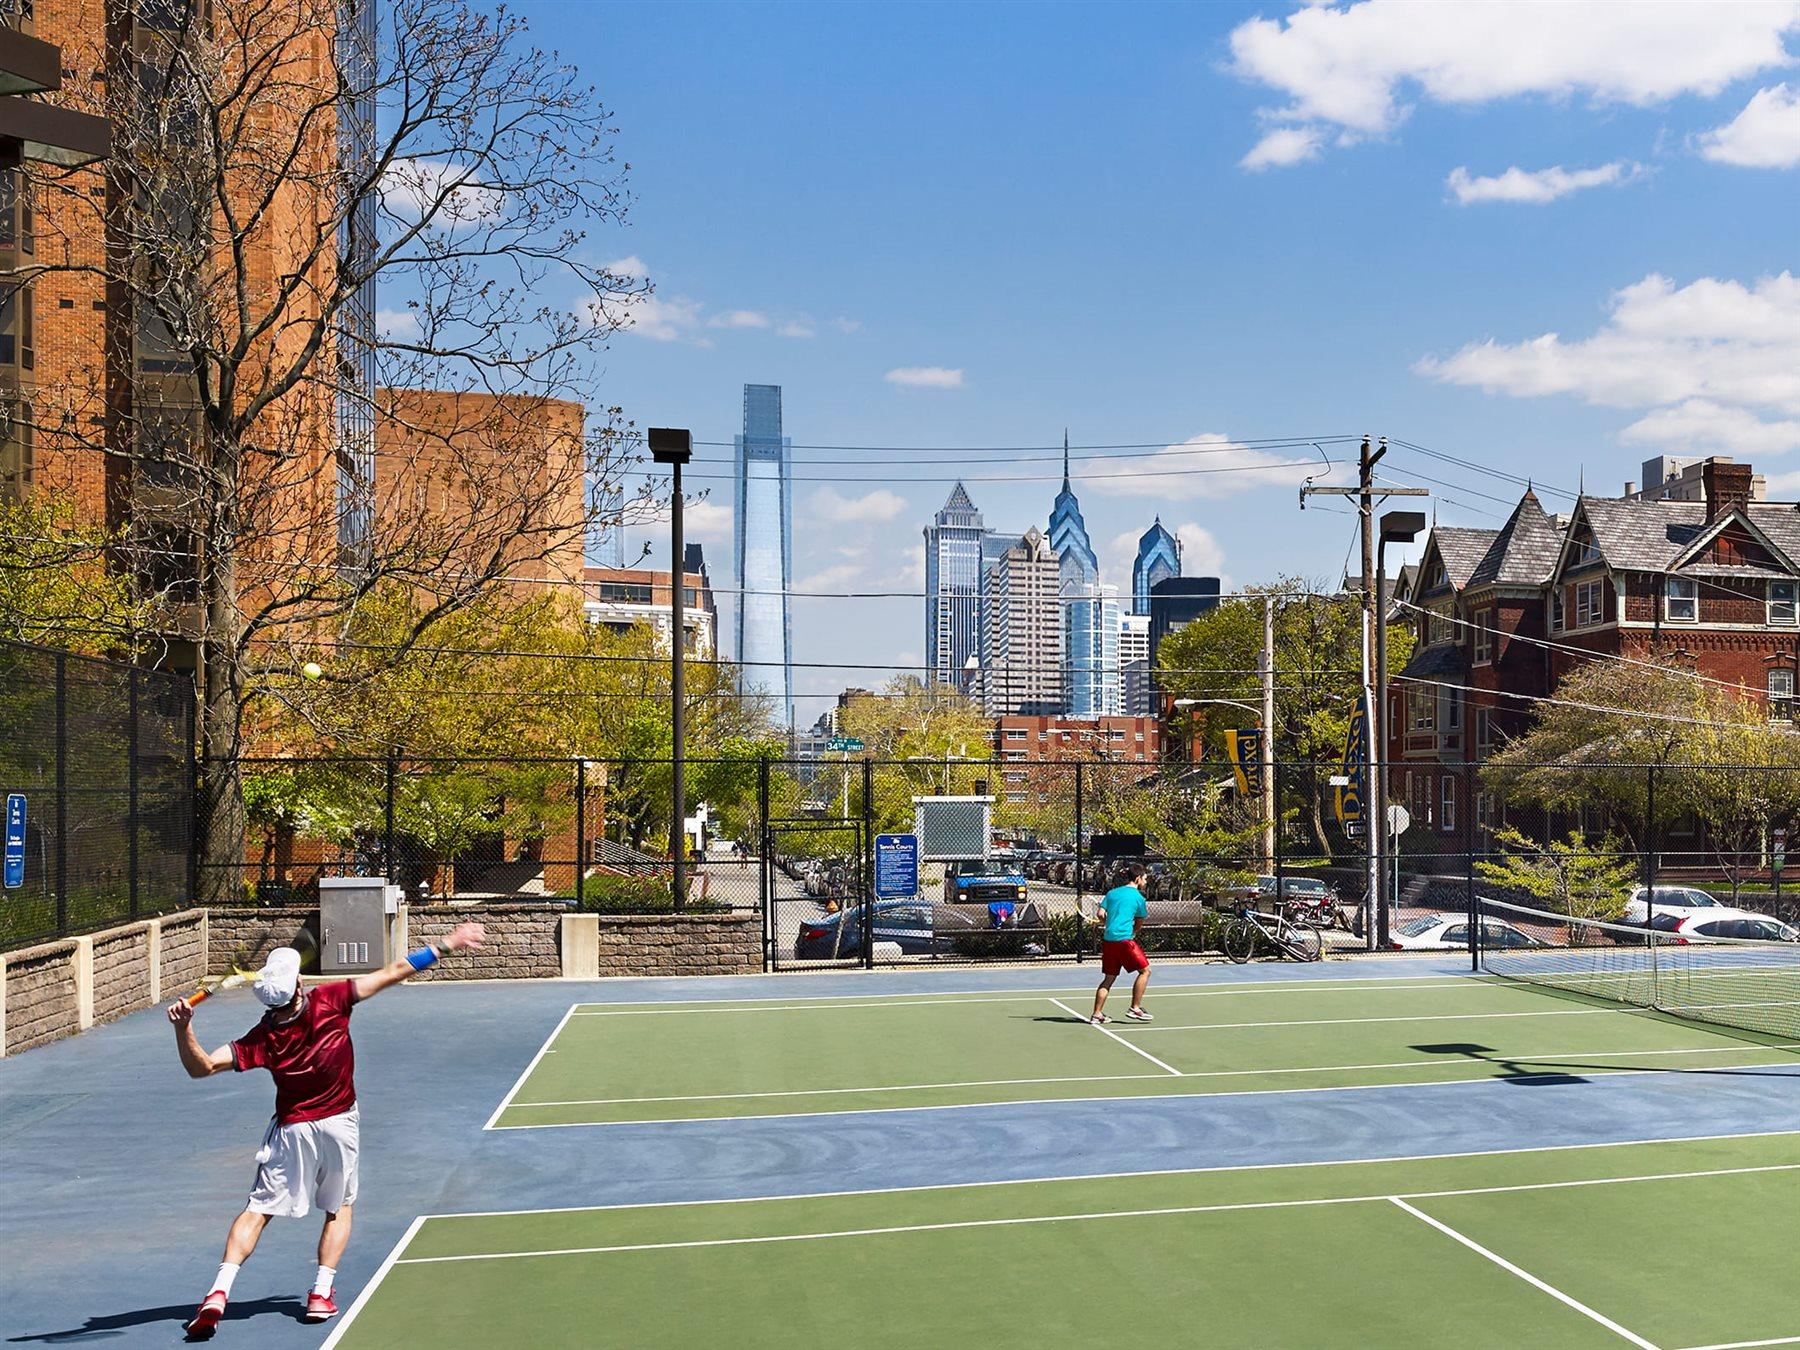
[318, 876, 393, 973]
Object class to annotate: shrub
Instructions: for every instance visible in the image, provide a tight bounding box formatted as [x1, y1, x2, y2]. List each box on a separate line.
[572, 872, 728, 915]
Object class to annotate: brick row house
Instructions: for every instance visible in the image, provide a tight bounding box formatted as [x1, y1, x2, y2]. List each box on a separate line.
[1393, 457, 1800, 845]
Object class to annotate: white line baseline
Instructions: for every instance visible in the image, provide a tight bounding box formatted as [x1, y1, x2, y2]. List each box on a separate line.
[1136, 1008, 1617, 1032]
[1682, 1337, 1800, 1349]
[498, 1042, 1800, 1115]
[386, 1163, 1800, 1272]
[320, 1214, 425, 1350]
[482, 1004, 576, 1132]
[1389, 1197, 1659, 1348]
[423, 1126, 1800, 1220]
[1047, 998, 1181, 1075]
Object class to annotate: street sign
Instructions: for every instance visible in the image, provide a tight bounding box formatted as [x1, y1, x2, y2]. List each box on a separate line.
[874, 833, 919, 898]
[827, 737, 866, 754]
[1387, 804, 1411, 837]
[4, 793, 24, 888]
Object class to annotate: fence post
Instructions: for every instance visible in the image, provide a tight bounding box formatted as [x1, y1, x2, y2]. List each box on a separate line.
[1464, 759, 1476, 974]
[1644, 763, 1658, 926]
[1073, 761, 1085, 962]
[54, 651, 67, 935]
[128, 665, 140, 921]
[862, 758, 875, 971]
[383, 753, 397, 884]
[758, 758, 771, 971]
[186, 686, 199, 906]
[574, 759, 587, 911]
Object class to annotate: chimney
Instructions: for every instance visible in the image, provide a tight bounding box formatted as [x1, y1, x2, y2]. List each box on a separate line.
[1703, 457, 1755, 523]
[1624, 481, 1635, 497]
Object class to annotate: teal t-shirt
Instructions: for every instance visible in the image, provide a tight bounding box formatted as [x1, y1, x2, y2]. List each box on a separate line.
[1101, 885, 1147, 942]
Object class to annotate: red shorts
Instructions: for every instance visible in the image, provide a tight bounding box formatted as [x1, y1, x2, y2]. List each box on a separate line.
[1101, 939, 1149, 976]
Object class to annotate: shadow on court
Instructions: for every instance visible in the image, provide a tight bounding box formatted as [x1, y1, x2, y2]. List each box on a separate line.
[6, 1295, 305, 1343]
[1411, 1041, 1800, 1087]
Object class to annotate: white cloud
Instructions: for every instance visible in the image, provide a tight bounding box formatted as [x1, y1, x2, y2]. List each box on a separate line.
[1446, 161, 1641, 204]
[885, 366, 965, 389]
[1173, 523, 1227, 579]
[616, 293, 705, 342]
[1241, 125, 1325, 170]
[682, 499, 731, 544]
[376, 307, 421, 342]
[1086, 434, 1324, 501]
[794, 562, 867, 594]
[1229, 0, 1800, 165]
[1698, 82, 1800, 168]
[832, 318, 863, 334]
[809, 486, 907, 524]
[605, 255, 651, 281]
[709, 309, 771, 330]
[1417, 271, 1800, 455]
[777, 320, 817, 339]
[380, 156, 505, 223]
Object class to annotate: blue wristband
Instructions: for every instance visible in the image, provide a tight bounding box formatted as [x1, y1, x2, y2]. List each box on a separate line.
[406, 946, 440, 972]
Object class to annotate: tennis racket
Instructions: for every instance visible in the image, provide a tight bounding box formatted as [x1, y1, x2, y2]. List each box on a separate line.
[182, 929, 320, 1007]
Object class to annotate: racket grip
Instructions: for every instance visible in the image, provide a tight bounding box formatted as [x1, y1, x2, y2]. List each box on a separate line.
[183, 988, 213, 1008]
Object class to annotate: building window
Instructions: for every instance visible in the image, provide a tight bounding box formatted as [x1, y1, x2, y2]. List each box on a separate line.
[1439, 686, 1460, 732]
[1570, 534, 1599, 567]
[1575, 579, 1605, 628]
[1472, 609, 1492, 664]
[1475, 708, 1495, 759]
[1666, 576, 1697, 623]
[1428, 610, 1453, 645]
[1409, 688, 1435, 732]
[1551, 590, 1564, 631]
[1771, 581, 1798, 627]
[1771, 669, 1795, 721]
[595, 581, 653, 603]
[0, 399, 31, 500]
[1004, 728, 1026, 741]
[1441, 777, 1457, 833]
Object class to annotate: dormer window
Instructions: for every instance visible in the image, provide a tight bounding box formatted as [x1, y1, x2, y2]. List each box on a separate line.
[1666, 576, 1697, 623]
[1570, 535, 1599, 567]
[1427, 560, 1446, 589]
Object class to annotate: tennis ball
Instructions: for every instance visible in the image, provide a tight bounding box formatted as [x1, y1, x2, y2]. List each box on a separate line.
[301, 662, 324, 681]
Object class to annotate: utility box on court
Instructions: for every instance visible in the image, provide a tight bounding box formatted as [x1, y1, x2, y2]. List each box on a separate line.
[318, 876, 389, 973]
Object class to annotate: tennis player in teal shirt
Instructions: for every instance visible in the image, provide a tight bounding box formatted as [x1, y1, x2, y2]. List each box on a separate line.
[1090, 865, 1152, 1024]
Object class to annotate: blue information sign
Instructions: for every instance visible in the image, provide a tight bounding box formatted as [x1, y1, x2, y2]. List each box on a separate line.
[873, 833, 919, 899]
[4, 793, 24, 888]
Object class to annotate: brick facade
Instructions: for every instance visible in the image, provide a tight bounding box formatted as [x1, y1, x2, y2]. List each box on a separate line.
[2, 910, 206, 1055]
[589, 913, 762, 978]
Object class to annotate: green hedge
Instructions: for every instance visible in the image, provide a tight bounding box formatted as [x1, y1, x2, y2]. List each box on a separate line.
[567, 872, 728, 915]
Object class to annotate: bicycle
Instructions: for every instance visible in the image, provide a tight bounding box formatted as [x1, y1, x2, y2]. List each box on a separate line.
[1222, 904, 1323, 964]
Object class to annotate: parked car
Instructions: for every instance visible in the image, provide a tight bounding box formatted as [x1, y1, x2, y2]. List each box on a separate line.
[945, 860, 1028, 906]
[1389, 913, 1545, 951]
[1672, 912, 1800, 943]
[1621, 885, 1726, 925]
[794, 900, 986, 959]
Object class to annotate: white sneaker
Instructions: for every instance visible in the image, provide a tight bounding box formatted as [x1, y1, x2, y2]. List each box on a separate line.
[1125, 1007, 1154, 1022]
[1090, 1013, 1111, 1025]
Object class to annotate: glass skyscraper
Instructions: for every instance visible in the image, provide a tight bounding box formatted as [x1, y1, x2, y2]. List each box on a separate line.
[1132, 518, 1181, 616]
[1065, 583, 1123, 716]
[734, 384, 794, 728]
[924, 483, 986, 686]
[1048, 432, 1103, 715]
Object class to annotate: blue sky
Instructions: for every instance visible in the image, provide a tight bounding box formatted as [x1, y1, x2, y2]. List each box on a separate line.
[513, 0, 1800, 724]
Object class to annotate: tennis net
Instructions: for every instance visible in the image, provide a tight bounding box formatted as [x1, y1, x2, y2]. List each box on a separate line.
[1476, 898, 1800, 1042]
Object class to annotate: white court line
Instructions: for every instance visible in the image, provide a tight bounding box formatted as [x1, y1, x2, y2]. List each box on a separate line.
[386, 1163, 1800, 1272]
[423, 1125, 1800, 1220]
[566, 979, 1488, 1016]
[1047, 998, 1182, 1075]
[481, 1004, 576, 1132]
[1136, 1007, 1617, 1032]
[499, 1042, 1800, 1113]
[1682, 1337, 1800, 1349]
[1389, 1197, 1660, 1348]
[319, 1214, 425, 1350]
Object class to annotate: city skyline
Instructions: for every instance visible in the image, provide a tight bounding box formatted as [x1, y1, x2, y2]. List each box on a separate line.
[733, 383, 795, 727]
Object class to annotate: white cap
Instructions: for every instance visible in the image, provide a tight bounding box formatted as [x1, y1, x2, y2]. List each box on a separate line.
[253, 948, 302, 1008]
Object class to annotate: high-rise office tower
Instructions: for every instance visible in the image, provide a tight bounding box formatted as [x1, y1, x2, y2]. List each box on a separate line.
[1065, 583, 1123, 716]
[980, 527, 1062, 716]
[1119, 612, 1152, 715]
[1132, 518, 1181, 616]
[924, 482, 986, 685]
[595, 483, 627, 568]
[1047, 432, 1102, 715]
[734, 384, 794, 728]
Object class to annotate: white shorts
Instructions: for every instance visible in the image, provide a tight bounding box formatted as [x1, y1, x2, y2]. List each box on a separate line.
[246, 1107, 360, 1218]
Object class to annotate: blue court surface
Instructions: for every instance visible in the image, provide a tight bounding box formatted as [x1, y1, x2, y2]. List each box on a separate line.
[8, 956, 1800, 1347]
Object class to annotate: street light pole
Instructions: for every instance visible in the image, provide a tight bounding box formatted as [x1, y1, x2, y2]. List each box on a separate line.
[650, 428, 693, 908]
[1376, 508, 1426, 949]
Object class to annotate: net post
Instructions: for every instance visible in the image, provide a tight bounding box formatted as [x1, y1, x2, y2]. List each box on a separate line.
[127, 664, 140, 922]
[54, 650, 67, 936]
[574, 759, 586, 912]
[1463, 758, 1476, 973]
[1074, 761, 1085, 963]
[1645, 763, 1658, 989]
[758, 758, 772, 971]
[862, 758, 875, 971]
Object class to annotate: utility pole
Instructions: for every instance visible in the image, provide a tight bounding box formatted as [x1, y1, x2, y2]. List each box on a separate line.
[1300, 436, 1427, 949]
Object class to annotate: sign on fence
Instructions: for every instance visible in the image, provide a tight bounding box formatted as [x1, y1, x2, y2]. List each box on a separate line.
[4, 793, 24, 888]
[874, 833, 919, 898]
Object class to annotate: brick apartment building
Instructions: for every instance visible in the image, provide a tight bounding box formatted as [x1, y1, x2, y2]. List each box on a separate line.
[993, 713, 1163, 807]
[1392, 455, 1800, 838]
[582, 559, 718, 655]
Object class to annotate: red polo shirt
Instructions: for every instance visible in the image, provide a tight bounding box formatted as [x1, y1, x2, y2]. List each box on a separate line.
[232, 979, 359, 1125]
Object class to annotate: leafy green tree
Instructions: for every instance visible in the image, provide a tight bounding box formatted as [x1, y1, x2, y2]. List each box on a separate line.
[0, 494, 147, 655]
[1474, 826, 1638, 921]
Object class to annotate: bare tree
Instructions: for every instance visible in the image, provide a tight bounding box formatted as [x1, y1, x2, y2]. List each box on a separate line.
[26, 0, 653, 897]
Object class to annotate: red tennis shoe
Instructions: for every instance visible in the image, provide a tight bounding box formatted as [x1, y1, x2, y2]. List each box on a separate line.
[303, 1290, 338, 1323]
[184, 1290, 228, 1339]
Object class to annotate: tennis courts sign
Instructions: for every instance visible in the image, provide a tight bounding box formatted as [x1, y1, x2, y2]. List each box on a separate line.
[874, 833, 919, 898]
[4, 793, 23, 888]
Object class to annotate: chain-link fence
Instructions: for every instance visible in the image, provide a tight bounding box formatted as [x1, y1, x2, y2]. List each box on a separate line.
[0, 641, 195, 948]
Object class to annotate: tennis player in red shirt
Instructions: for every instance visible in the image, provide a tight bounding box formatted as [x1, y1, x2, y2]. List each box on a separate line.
[168, 921, 483, 1338]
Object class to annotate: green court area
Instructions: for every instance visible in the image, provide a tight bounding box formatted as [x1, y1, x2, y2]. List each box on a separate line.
[329, 1131, 1800, 1349]
[485, 975, 1800, 1128]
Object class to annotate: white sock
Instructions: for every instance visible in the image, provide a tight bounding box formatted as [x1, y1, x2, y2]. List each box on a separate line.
[212, 1262, 241, 1298]
[312, 1265, 336, 1298]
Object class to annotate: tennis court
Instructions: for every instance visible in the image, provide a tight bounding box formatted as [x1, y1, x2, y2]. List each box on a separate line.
[485, 973, 1800, 1128]
[327, 1130, 1800, 1349]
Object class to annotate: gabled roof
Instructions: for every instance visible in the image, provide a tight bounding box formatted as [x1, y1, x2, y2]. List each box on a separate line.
[1468, 491, 1562, 587]
[1429, 527, 1500, 590]
[1576, 496, 1800, 576]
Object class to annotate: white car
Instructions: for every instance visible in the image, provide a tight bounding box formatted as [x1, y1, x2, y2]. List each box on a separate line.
[1389, 913, 1544, 951]
[1671, 912, 1800, 944]
[1620, 885, 1726, 926]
